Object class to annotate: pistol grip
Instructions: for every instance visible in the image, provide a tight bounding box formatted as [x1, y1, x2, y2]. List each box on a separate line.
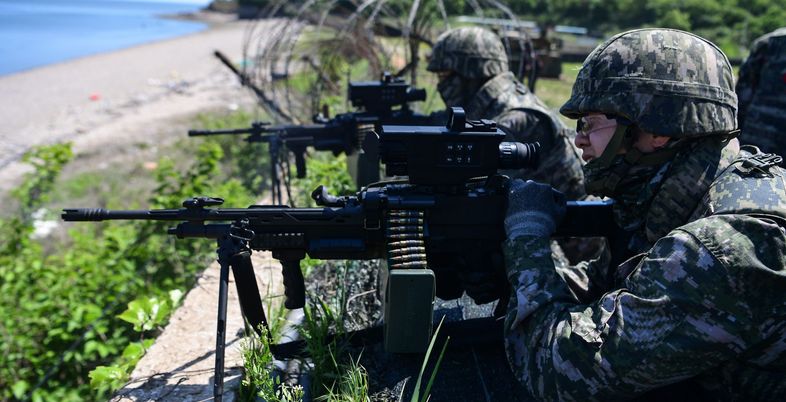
[295, 153, 307, 179]
[281, 260, 305, 309]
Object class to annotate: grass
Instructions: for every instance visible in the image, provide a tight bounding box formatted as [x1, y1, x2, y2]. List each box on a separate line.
[238, 327, 304, 402]
[410, 316, 449, 402]
[315, 353, 370, 402]
[532, 61, 582, 126]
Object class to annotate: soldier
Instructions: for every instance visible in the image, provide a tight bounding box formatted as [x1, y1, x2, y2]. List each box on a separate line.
[736, 27, 786, 160]
[503, 28, 786, 400]
[427, 26, 585, 200]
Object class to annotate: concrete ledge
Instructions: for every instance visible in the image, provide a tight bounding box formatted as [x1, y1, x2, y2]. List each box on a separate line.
[112, 252, 284, 402]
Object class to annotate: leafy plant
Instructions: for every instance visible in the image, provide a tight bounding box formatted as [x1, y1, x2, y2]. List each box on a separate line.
[292, 153, 355, 207]
[84, 288, 186, 395]
[0, 112, 260, 401]
[237, 322, 304, 402]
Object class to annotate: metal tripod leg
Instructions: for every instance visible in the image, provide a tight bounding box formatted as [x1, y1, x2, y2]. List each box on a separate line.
[212, 220, 274, 402]
[230, 249, 270, 340]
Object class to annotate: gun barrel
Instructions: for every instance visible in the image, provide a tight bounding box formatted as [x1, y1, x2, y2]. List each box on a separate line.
[188, 127, 258, 136]
[61, 208, 174, 221]
[407, 87, 427, 103]
[213, 50, 241, 76]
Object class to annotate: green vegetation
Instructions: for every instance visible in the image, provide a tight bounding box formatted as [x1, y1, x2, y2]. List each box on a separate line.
[410, 317, 449, 402]
[533, 62, 581, 125]
[502, 0, 785, 58]
[88, 291, 183, 394]
[273, 0, 782, 59]
[237, 324, 304, 402]
[0, 110, 261, 401]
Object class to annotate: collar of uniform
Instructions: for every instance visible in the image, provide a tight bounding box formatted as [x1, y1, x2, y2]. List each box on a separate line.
[464, 72, 522, 119]
[643, 137, 740, 243]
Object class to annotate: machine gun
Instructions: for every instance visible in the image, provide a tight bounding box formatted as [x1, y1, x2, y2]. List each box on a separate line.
[188, 71, 429, 203]
[62, 108, 617, 402]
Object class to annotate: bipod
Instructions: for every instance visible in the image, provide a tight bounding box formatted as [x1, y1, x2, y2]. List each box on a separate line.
[213, 220, 270, 402]
[268, 135, 284, 205]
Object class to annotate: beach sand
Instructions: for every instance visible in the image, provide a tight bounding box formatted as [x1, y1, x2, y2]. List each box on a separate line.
[0, 12, 258, 196]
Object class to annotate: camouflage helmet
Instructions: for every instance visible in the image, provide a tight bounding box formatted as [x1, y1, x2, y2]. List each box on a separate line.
[560, 28, 737, 138]
[427, 27, 509, 79]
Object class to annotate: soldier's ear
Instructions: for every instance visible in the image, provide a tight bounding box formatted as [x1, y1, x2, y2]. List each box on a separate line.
[631, 130, 671, 153]
[651, 135, 670, 149]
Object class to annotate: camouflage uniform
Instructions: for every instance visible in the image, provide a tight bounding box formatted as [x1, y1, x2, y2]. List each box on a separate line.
[504, 28, 786, 400]
[736, 27, 786, 159]
[427, 27, 585, 200]
[428, 27, 596, 269]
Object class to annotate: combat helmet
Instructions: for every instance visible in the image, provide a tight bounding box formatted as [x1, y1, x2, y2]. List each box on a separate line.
[560, 28, 737, 138]
[427, 27, 509, 79]
[561, 29, 739, 197]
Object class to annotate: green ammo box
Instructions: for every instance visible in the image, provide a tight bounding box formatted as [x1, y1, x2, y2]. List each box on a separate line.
[383, 269, 435, 354]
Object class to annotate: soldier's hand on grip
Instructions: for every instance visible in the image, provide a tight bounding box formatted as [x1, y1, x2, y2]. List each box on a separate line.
[505, 179, 567, 240]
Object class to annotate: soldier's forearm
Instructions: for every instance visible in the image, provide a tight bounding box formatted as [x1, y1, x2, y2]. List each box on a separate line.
[503, 236, 575, 329]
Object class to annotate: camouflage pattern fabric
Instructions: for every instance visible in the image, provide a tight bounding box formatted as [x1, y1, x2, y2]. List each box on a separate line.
[736, 28, 786, 159]
[503, 137, 786, 400]
[465, 71, 586, 201]
[560, 28, 738, 138]
[427, 27, 509, 79]
[429, 27, 595, 267]
[465, 71, 600, 264]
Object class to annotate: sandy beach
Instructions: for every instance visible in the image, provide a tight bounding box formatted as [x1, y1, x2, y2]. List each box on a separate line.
[0, 11, 261, 196]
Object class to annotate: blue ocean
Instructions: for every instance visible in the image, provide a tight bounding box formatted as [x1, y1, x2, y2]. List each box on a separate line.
[0, 0, 211, 76]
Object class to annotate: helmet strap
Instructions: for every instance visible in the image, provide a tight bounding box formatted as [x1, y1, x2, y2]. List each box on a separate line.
[589, 123, 633, 168]
[583, 123, 634, 195]
[625, 142, 685, 166]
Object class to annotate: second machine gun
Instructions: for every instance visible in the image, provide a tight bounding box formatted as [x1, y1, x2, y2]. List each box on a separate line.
[62, 108, 617, 401]
[189, 71, 430, 203]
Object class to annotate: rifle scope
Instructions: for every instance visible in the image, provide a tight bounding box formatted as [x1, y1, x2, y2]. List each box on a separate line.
[349, 72, 427, 112]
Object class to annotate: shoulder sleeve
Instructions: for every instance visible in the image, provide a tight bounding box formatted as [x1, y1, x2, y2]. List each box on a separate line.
[496, 109, 585, 199]
[503, 214, 786, 400]
[496, 109, 556, 150]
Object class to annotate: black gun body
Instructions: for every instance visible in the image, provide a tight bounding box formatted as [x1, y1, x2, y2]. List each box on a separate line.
[63, 112, 622, 401]
[244, 205, 385, 260]
[63, 194, 614, 258]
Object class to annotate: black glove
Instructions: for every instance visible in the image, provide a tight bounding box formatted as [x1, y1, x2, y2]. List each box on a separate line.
[505, 179, 567, 240]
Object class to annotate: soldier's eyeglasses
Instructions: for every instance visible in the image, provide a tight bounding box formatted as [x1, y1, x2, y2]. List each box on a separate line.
[576, 116, 617, 136]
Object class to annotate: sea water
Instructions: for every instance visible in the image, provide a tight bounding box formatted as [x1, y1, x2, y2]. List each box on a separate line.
[0, 0, 211, 76]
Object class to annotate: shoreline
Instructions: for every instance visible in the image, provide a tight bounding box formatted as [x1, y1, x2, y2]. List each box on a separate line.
[0, 10, 259, 196]
[0, 10, 232, 80]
